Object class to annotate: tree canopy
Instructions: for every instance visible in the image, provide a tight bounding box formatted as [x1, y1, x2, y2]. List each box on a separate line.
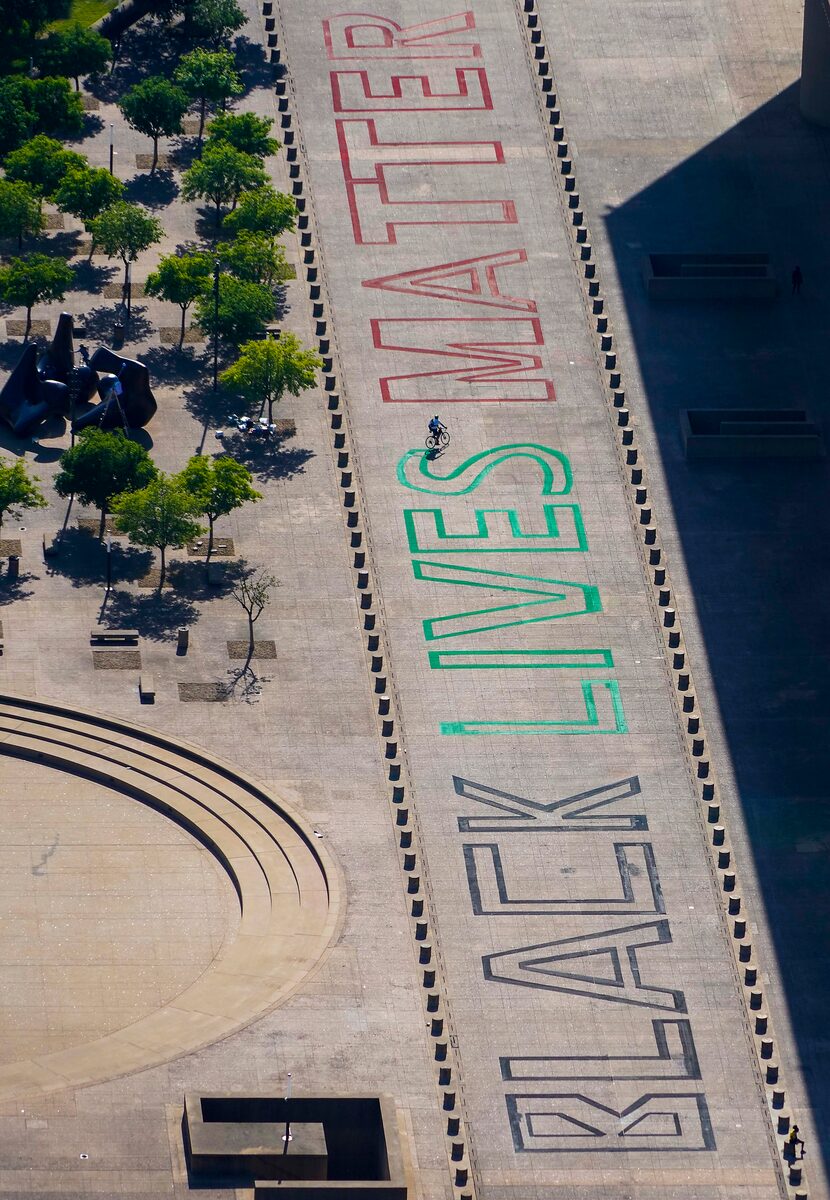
[88, 201, 163, 290]
[53, 165, 124, 224]
[0, 253, 73, 341]
[178, 453, 261, 566]
[174, 47, 242, 140]
[220, 332, 320, 423]
[145, 251, 212, 347]
[187, 0, 245, 47]
[4, 135, 86, 204]
[0, 179, 43, 249]
[0, 0, 69, 57]
[119, 76, 188, 173]
[206, 111, 280, 159]
[55, 428, 157, 538]
[35, 22, 111, 89]
[221, 185, 296, 239]
[194, 275, 275, 347]
[0, 456, 47, 533]
[182, 141, 267, 221]
[217, 231, 291, 289]
[111, 474, 204, 590]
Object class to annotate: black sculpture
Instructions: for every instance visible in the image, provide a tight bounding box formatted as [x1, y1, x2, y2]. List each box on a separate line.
[0, 313, 156, 438]
[72, 348, 157, 432]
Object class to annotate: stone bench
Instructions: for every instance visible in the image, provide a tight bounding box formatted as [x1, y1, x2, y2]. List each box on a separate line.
[681, 409, 823, 459]
[643, 253, 777, 300]
[139, 674, 155, 703]
[90, 627, 139, 644]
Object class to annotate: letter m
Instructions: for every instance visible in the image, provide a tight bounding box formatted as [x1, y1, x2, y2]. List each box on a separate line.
[372, 318, 555, 403]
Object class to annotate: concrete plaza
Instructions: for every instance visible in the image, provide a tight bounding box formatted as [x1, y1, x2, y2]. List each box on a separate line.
[0, 0, 822, 1197]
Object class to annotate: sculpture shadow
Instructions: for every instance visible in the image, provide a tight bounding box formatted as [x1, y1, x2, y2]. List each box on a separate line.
[124, 169, 179, 210]
[604, 78, 830, 1176]
[102, 586, 200, 641]
[47, 528, 153, 589]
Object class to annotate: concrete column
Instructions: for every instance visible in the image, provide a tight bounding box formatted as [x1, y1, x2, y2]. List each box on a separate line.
[801, 0, 830, 126]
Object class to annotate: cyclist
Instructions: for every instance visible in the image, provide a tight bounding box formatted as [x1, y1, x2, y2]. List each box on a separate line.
[428, 414, 446, 442]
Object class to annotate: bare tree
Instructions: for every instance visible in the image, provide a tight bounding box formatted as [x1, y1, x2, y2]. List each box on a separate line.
[231, 569, 278, 671]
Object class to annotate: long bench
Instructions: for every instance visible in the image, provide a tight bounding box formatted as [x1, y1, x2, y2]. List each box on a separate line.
[90, 627, 139, 644]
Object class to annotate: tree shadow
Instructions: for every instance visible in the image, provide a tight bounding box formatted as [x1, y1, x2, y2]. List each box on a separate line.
[0, 570, 37, 605]
[81, 304, 154, 346]
[72, 261, 119, 293]
[168, 138, 199, 172]
[47, 528, 153, 589]
[141, 344, 206, 386]
[220, 430, 315, 482]
[124, 170, 180, 210]
[168, 556, 245, 599]
[102, 586, 200, 641]
[220, 662, 272, 702]
[66, 113, 106, 146]
[194, 207, 224, 241]
[41, 230, 83, 260]
[234, 35, 278, 94]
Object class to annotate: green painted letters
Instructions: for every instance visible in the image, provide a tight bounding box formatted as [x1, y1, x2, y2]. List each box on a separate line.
[404, 504, 587, 554]
[429, 648, 614, 669]
[413, 560, 601, 639]
[440, 680, 628, 735]
[396, 444, 572, 496]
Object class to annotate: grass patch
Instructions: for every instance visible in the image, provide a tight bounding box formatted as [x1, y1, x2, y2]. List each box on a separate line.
[49, 0, 115, 30]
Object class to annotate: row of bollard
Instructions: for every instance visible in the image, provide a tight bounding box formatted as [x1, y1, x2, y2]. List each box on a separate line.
[263, 11, 475, 1198]
[518, 0, 806, 1195]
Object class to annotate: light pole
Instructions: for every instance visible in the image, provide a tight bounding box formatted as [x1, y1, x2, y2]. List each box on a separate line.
[212, 258, 220, 392]
[109, 124, 114, 175]
[105, 534, 113, 592]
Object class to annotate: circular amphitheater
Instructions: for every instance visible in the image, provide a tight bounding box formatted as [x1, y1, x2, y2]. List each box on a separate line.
[0, 693, 341, 1100]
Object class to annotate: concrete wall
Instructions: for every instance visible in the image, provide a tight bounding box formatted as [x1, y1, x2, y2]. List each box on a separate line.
[801, 0, 830, 126]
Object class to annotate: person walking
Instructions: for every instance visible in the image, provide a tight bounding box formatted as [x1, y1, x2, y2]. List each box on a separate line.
[792, 265, 804, 295]
[787, 1124, 805, 1159]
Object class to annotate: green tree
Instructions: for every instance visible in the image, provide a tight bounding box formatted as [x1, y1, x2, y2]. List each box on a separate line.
[194, 275, 274, 347]
[118, 76, 188, 174]
[0, 78, 34, 157]
[220, 332, 320, 424]
[53, 166, 124, 261]
[88, 201, 163, 291]
[0, 253, 73, 341]
[111, 474, 204, 591]
[35, 23, 111, 90]
[188, 0, 245, 47]
[174, 47, 242, 141]
[4, 135, 86, 209]
[182, 142, 267, 222]
[21, 77, 84, 137]
[178, 453, 261, 571]
[222, 185, 296, 239]
[206, 111, 280, 159]
[217, 230, 291, 289]
[0, 179, 43, 249]
[0, 0, 69, 58]
[145, 251, 212, 348]
[54, 428, 157, 539]
[0, 456, 47, 534]
[230, 567, 277, 670]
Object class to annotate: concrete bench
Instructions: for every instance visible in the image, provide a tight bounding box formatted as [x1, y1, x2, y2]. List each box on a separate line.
[139, 674, 155, 703]
[643, 253, 777, 300]
[90, 627, 140, 644]
[681, 409, 823, 459]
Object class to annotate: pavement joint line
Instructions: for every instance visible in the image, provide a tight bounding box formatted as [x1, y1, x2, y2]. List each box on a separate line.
[517, 0, 804, 1192]
[268, 9, 479, 1196]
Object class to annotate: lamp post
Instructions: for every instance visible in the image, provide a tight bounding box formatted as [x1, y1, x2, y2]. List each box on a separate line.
[109, 124, 114, 175]
[212, 258, 220, 392]
[105, 534, 113, 592]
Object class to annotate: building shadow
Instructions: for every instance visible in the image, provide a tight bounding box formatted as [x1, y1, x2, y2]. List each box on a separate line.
[604, 79, 830, 1172]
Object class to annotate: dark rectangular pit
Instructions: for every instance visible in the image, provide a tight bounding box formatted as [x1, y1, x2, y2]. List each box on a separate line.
[643, 253, 777, 299]
[681, 409, 823, 459]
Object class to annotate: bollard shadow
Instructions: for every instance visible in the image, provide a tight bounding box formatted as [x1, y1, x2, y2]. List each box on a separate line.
[604, 78, 830, 1178]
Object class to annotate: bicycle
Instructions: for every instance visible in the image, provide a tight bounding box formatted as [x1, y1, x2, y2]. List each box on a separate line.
[425, 428, 450, 451]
